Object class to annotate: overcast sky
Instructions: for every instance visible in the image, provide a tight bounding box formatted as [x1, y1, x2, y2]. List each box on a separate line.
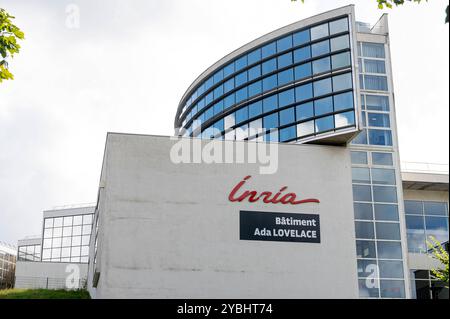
[1, 0, 448, 244]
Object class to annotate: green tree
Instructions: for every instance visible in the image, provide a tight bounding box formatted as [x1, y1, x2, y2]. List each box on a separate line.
[291, 0, 449, 23]
[0, 8, 25, 83]
[427, 237, 449, 285]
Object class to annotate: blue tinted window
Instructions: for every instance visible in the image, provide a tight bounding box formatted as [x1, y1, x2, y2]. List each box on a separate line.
[263, 113, 279, 129]
[213, 100, 223, 115]
[293, 46, 311, 63]
[213, 70, 224, 84]
[332, 52, 351, 69]
[351, 151, 368, 164]
[248, 48, 262, 65]
[373, 186, 398, 203]
[362, 43, 385, 58]
[369, 129, 392, 146]
[197, 98, 205, 111]
[279, 89, 295, 108]
[352, 129, 368, 145]
[294, 63, 312, 80]
[372, 168, 396, 185]
[277, 35, 293, 52]
[235, 87, 248, 103]
[314, 78, 332, 97]
[364, 59, 386, 74]
[249, 101, 263, 118]
[334, 92, 353, 111]
[296, 83, 313, 102]
[377, 241, 402, 259]
[214, 85, 223, 99]
[223, 63, 235, 78]
[235, 55, 248, 71]
[353, 185, 372, 202]
[263, 95, 278, 113]
[312, 57, 331, 74]
[205, 77, 214, 90]
[330, 35, 349, 52]
[354, 202, 373, 220]
[310, 23, 329, 40]
[296, 102, 314, 120]
[248, 81, 262, 97]
[375, 204, 399, 221]
[314, 97, 333, 116]
[197, 84, 205, 96]
[214, 119, 224, 132]
[376, 222, 401, 240]
[335, 111, 355, 128]
[278, 68, 294, 86]
[205, 92, 213, 105]
[279, 107, 295, 126]
[262, 58, 277, 75]
[248, 65, 261, 81]
[262, 74, 278, 92]
[330, 18, 348, 35]
[311, 40, 330, 57]
[277, 52, 293, 68]
[333, 73, 353, 91]
[235, 106, 248, 124]
[368, 113, 390, 128]
[224, 78, 234, 93]
[261, 42, 277, 58]
[293, 29, 310, 46]
[205, 106, 214, 120]
[235, 71, 248, 87]
[279, 125, 296, 142]
[316, 115, 334, 133]
[224, 94, 235, 109]
[355, 221, 375, 239]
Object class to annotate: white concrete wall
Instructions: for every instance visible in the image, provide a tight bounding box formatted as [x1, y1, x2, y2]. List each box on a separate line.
[15, 261, 88, 290]
[88, 134, 358, 299]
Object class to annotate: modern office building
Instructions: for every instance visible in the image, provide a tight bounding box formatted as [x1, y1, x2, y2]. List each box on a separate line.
[14, 205, 94, 289]
[0, 242, 16, 289]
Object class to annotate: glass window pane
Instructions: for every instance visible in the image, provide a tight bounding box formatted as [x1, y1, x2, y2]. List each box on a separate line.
[371, 168, 396, 185]
[293, 29, 310, 46]
[224, 78, 234, 93]
[314, 96, 333, 116]
[376, 222, 401, 240]
[404, 200, 423, 215]
[424, 202, 448, 216]
[82, 225, 92, 235]
[235, 106, 248, 124]
[333, 73, 352, 91]
[367, 113, 390, 128]
[236, 124, 249, 140]
[63, 216, 73, 227]
[248, 48, 262, 65]
[372, 152, 393, 166]
[330, 18, 348, 35]
[356, 240, 376, 258]
[262, 58, 277, 75]
[379, 261, 404, 278]
[263, 95, 278, 113]
[297, 120, 314, 137]
[425, 216, 449, 243]
[248, 65, 261, 81]
[352, 167, 371, 184]
[294, 63, 312, 80]
[407, 232, 426, 253]
[296, 102, 314, 121]
[278, 89, 295, 108]
[224, 113, 235, 130]
[54, 217, 63, 227]
[277, 52, 293, 68]
[278, 68, 294, 86]
[364, 75, 388, 91]
[313, 78, 332, 97]
[373, 186, 397, 203]
[44, 218, 53, 228]
[311, 40, 330, 57]
[355, 221, 375, 239]
[279, 126, 296, 142]
[353, 185, 372, 202]
[362, 43, 385, 58]
[352, 129, 368, 145]
[364, 59, 386, 74]
[72, 236, 82, 246]
[315, 115, 334, 133]
[53, 227, 62, 237]
[236, 87, 248, 103]
[235, 55, 248, 71]
[368, 129, 392, 146]
[312, 57, 331, 74]
[351, 151, 368, 164]
[310, 23, 329, 40]
[334, 111, 355, 128]
[377, 241, 403, 259]
[248, 81, 262, 97]
[293, 46, 311, 63]
[277, 35, 292, 52]
[296, 83, 313, 102]
[366, 95, 389, 111]
[262, 74, 278, 92]
[359, 279, 380, 298]
[248, 101, 262, 119]
[380, 280, 405, 298]
[263, 113, 279, 130]
[279, 107, 295, 126]
[261, 42, 276, 59]
[330, 34, 349, 51]
[249, 118, 263, 137]
[354, 202, 373, 220]
[374, 204, 399, 221]
[332, 52, 351, 69]
[224, 94, 235, 109]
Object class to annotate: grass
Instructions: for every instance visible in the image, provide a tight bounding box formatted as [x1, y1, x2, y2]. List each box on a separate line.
[0, 288, 91, 299]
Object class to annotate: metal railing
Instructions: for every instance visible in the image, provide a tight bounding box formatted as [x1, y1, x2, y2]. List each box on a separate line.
[14, 276, 87, 290]
[401, 161, 449, 175]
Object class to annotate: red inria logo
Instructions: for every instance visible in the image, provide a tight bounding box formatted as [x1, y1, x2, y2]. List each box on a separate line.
[228, 176, 320, 205]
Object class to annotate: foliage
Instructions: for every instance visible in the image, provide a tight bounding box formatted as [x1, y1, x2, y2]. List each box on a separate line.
[291, 0, 449, 23]
[0, 8, 25, 83]
[0, 288, 91, 299]
[427, 236, 449, 285]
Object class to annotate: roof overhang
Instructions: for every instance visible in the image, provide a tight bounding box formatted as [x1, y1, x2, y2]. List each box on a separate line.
[401, 171, 449, 191]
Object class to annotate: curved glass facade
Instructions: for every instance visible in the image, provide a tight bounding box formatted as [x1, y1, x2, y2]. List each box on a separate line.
[175, 15, 359, 143]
